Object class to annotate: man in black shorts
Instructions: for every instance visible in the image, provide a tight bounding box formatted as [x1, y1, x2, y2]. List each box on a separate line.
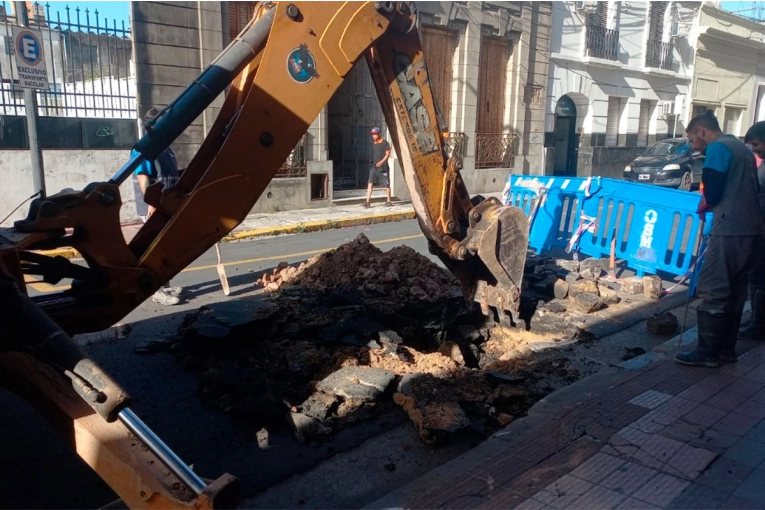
[364, 127, 393, 208]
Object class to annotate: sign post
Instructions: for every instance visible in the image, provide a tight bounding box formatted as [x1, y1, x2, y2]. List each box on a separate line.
[12, 1, 46, 199]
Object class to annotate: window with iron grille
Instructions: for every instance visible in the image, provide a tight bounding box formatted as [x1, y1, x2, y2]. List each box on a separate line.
[3, 35, 12, 55]
[228, 2, 257, 42]
[724, 107, 743, 136]
[421, 26, 457, 131]
[587, 1, 609, 27]
[476, 36, 509, 135]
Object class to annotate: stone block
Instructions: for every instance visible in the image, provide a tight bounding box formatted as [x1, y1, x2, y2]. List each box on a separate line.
[621, 277, 644, 295]
[598, 284, 620, 305]
[569, 279, 599, 297]
[643, 275, 663, 300]
[554, 279, 569, 299]
[572, 293, 603, 314]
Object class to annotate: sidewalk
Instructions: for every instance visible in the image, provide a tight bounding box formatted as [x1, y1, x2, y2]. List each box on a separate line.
[367, 328, 765, 510]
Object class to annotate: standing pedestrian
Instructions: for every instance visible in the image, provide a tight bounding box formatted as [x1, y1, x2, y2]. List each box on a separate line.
[132, 107, 184, 306]
[738, 121, 765, 338]
[675, 110, 762, 367]
[363, 127, 393, 208]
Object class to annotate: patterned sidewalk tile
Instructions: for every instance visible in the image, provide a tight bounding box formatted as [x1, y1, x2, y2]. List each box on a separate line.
[600, 461, 661, 496]
[531, 474, 594, 509]
[615, 497, 662, 509]
[568, 484, 627, 510]
[696, 457, 755, 494]
[733, 467, 765, 505]
[630, 410, 677, 434]
[569, 452, 626, 484]
[665, 443, 718, 480]
[682, 404, 727, 428]
[631, 473, 691, 508]
[712, 412, 761, 436]
[704, 389, 750, 412]
[628, 390, 674, 410]
[654, 396, 700, 419]
[723, 437, 765, 468]
[734, 400, 765, 420]
[666, 482, 729, 509]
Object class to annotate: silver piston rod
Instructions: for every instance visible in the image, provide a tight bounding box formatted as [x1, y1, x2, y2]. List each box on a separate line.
[118, 408, 206, 496]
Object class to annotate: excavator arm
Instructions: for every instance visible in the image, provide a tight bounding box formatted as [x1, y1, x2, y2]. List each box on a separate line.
[0, 2, 529, 508]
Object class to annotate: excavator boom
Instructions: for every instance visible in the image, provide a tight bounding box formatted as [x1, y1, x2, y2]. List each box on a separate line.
[0, 2, 529, 507]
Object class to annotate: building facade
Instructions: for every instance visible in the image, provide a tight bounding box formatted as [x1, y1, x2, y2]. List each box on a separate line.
[131, 1, 552, 213]
[686, 3, 765, 136]
[545, 1, 700, 179]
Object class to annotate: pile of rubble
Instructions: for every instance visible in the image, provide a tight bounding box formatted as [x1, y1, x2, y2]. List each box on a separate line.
[522, 256, 664, 315]
[161, 234, 660, 446]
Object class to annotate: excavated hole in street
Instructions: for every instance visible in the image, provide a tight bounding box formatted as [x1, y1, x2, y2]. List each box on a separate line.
[158, 233, 678, 468]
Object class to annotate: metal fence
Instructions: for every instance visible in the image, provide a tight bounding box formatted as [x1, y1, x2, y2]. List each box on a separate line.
[0, 1, 135, 118]
[585, 23, 619, 62]
[645, 38, 673, 71]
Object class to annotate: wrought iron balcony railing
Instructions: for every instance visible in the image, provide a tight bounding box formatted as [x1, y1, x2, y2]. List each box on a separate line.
[475, 133, 518, 169]
[275, 135, 307, 178]
[645, 38, 673, 71]
[443, 132, 467, 169]
[585, 23, 619, 61]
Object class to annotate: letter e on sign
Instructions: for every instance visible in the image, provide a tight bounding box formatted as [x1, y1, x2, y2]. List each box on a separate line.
[11, 25, 49, 90]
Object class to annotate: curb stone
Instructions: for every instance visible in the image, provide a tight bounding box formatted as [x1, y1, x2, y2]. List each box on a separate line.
[33, 211, 417, 260]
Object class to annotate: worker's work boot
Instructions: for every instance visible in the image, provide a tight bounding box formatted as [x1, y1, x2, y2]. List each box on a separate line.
[675, 310, 725, 367]
[739, 286, 765, 338]
[721, 312, 740, 363]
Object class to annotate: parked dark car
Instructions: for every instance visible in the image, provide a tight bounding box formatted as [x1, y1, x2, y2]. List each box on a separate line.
[622, 138, 705, 191]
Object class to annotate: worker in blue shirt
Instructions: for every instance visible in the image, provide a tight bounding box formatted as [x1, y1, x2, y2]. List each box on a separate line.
[132, 107, 183, 306]
[676, 110, 762, 367]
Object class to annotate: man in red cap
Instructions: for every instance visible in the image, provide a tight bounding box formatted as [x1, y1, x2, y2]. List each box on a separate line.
[364, 127, 393, 208]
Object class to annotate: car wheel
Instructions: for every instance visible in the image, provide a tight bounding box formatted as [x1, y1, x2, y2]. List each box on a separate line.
[678, 171, 692, 191]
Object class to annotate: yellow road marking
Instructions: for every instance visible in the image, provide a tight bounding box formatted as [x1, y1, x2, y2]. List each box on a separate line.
[26, 233, 422, 293]
[182, 234, 421, 272]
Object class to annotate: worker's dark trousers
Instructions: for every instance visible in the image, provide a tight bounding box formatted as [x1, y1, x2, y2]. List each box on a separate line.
[697, 235, 758, 325]
[747, 234, 765, 288]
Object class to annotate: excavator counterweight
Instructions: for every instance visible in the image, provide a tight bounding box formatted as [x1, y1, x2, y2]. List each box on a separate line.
[0, 2, 529, 507]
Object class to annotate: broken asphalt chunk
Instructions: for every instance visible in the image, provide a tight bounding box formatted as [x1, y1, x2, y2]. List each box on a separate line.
[317, 366, 396, 402]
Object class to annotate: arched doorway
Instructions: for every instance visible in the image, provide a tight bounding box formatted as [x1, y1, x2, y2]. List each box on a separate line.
[553, 95, 578, 176]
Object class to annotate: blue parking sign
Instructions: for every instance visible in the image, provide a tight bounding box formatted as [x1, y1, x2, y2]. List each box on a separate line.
[11, 25, 49, 89]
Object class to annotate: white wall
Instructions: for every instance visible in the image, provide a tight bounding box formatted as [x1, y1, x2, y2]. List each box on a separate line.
[0, 150, 137, 227]
[546, 1, 698, 137]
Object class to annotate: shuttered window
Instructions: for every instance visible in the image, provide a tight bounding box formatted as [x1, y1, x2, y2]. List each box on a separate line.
[421, 26, 457, 130]
[648, 2, 668, 41]
[228, 2, 257, 42]
[638, 99, 651, 147]
[476, 36, 510, 135]
[587, 1, 609, 27]
[606, 96, 622, 147]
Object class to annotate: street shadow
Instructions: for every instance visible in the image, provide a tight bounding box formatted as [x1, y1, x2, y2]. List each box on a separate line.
[1, 251, 697, 509]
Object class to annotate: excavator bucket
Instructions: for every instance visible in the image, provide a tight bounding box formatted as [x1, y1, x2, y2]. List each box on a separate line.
[468, 198, 530, 318]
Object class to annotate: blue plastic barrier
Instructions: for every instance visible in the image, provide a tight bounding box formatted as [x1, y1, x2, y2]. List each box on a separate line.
[503, 175, 590, 253]
[504, 175, 706, 283]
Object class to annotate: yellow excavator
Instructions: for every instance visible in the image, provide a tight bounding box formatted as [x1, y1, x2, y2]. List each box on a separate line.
[0, 2, 529, 508]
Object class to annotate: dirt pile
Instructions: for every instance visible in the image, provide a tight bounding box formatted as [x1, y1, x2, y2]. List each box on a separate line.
[163, 234, 586, 445]
[258, 233, 460, 306]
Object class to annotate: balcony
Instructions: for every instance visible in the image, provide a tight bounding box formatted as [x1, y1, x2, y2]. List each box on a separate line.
[443, 132, 467, 170]
[585, 24, 619, 61]
[275, 135, 307, 178]
[645, 39, 673, 71]
[475, 133, 518, 169]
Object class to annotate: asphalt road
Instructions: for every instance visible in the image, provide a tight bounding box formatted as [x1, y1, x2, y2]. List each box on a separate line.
[4, 219, 695, 509]
[2, 220, 448, 509]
